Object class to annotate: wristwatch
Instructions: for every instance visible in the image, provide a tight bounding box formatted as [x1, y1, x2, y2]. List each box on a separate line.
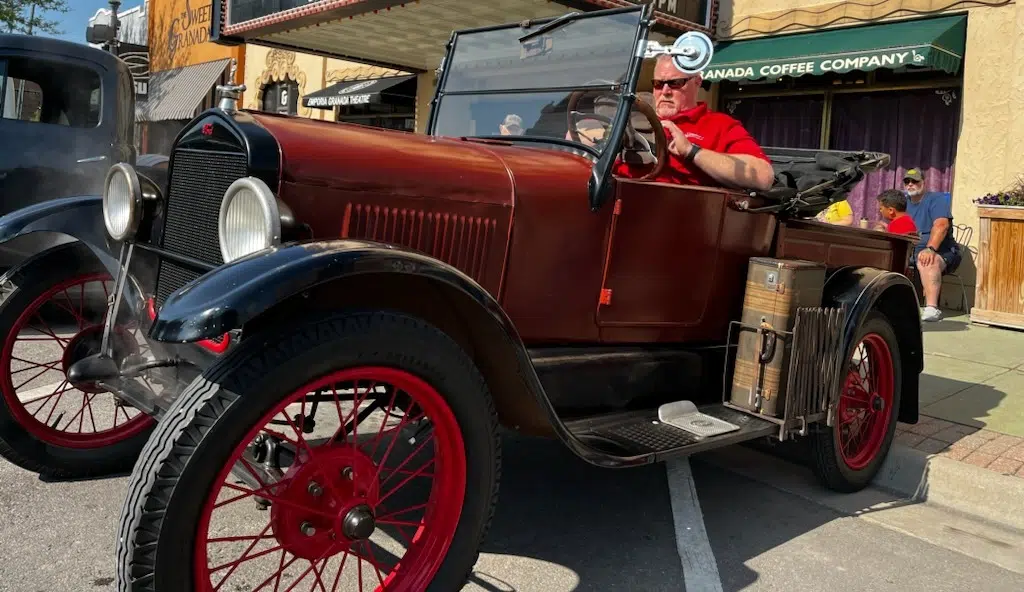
[925, 246, 938, 254]
[685, 144, 702, 164]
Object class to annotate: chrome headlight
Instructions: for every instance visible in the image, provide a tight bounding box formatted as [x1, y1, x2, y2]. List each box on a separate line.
[103, 163, 142, 241]
[218, 176, 282, 263]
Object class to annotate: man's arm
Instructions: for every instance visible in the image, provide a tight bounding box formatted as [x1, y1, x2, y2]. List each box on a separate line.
[691, 150, 775, 191]
[918, 195, 953, 266]
[663, 121, 774, 191]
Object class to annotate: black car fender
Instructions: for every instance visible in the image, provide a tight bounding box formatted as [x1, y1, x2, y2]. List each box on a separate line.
[0, 195, 145, 311]
[823, 266, 923, 424]
[149, 238, 643, 468]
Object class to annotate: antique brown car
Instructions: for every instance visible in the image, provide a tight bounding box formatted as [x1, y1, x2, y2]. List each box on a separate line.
[0, 5, 921, 590]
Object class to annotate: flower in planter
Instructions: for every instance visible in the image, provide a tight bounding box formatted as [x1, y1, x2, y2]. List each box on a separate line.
[973, 177, 1024, 206]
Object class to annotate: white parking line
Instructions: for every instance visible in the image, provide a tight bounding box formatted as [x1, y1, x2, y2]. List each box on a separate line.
[666, 458, 724, 592]
[14, 382, 67, 403]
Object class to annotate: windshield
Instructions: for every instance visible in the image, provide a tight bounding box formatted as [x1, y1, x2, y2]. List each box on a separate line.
[429, 7, 646, 156]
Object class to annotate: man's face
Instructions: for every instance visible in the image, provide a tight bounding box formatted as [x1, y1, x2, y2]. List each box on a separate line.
[904, 177, 924, 197]
[652, 58, 700, 119]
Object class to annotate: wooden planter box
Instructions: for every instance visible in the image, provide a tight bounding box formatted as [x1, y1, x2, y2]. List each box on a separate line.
[971, 205, 1024, 330]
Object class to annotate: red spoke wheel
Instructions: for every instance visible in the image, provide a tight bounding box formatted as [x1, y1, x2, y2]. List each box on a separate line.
[810, 311, 902, 493]
[117, 311, 501, 592]
[0, 244, 155, 478]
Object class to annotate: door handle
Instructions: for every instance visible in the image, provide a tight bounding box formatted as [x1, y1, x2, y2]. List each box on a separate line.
[77, 155, 107, 163]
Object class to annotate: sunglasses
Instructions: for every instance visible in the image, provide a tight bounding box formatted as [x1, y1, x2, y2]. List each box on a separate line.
[903, 178, 922, 184]
[652, 77, 693, 90]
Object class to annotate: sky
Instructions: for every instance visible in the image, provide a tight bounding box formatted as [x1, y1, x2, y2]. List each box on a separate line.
[38, 0, 145, 44]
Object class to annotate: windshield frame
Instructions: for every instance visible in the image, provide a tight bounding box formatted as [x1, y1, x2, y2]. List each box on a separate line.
[426, 4, 654, 210]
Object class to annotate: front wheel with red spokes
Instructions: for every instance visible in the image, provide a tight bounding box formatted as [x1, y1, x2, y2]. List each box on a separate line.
[810, 311, 903, 493]
[117, 311, 501, 592]
[0, 244, 155, 478]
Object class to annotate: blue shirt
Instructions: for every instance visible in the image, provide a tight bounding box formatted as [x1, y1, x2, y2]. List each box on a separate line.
[906, 191, 955, 255]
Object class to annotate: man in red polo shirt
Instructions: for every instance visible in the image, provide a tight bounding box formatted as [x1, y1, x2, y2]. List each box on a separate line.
[615, 56, 775, 191]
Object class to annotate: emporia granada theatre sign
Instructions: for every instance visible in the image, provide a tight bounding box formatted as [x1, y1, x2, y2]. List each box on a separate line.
[227, 0, 713, 29]
[702, 49, 929, 82]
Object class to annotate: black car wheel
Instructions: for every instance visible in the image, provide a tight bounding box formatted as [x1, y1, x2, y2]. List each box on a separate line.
[117, 310, 501, 591]
[0, 243, 155, 478]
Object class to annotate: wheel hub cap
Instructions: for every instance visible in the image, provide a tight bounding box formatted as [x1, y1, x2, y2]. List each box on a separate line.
[341, 504, 375, 540]
[269, 446, 380, 560]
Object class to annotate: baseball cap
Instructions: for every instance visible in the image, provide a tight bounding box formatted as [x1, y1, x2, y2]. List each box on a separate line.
[903, 168, 923, 182]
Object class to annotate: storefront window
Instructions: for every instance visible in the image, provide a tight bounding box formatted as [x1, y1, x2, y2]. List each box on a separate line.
[726, 95, 824, 150]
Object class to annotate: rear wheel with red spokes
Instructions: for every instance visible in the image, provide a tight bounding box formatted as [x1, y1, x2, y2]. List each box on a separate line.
[810, 311, 902, 492]
[0, 244, 155, 478]
[117, 311, 501, 592]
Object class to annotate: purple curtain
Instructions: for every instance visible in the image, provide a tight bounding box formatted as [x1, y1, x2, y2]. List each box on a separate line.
[725, 95, 824, 149]
[828, 88, 961, 224]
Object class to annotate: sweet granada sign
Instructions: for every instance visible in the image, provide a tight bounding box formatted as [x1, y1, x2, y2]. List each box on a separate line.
[702, 49, 927, 82]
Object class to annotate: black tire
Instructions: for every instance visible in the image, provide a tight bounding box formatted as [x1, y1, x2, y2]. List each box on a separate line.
[0, 243, 154, 479]
[117, 310, 502, 591]
[810, 311, 903, 493]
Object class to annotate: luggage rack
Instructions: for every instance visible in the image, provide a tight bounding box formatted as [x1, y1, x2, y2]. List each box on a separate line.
[721, 305, 848, 441]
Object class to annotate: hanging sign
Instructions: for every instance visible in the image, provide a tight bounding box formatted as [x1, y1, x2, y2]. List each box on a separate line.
[117, 43, 151, 97]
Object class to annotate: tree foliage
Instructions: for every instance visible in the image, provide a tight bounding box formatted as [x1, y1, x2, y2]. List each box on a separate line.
[1, 0, 70, 36]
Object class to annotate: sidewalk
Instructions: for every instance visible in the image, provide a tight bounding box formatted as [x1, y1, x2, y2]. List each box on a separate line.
[895, 309, 1024, 479]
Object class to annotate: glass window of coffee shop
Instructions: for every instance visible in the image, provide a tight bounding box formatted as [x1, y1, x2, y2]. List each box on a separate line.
[703, 14, 966, 225]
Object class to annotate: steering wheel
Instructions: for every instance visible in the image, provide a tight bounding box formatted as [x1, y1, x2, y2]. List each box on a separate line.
[565, 85, 668, 181]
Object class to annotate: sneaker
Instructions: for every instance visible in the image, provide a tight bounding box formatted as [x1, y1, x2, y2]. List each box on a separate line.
[921, 306, 943, 322]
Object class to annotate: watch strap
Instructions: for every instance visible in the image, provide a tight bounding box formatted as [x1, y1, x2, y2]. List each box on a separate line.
[685, 144, 702, 164]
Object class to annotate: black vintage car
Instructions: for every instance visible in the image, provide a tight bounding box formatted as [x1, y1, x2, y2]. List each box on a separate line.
[0, 33, 165, 269]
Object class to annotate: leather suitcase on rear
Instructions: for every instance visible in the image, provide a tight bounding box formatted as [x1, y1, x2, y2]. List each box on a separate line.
[729, 257, 826, 418]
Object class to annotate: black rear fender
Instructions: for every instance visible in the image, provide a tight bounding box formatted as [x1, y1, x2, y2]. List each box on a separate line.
[823, 266, 923, 424]
[150, 240, 583, 448]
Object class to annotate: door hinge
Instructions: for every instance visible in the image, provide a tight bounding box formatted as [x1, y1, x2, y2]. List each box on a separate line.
[599, 288, 613, 305]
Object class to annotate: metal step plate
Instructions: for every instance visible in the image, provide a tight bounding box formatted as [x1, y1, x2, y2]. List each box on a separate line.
[657, 401, 740, 439]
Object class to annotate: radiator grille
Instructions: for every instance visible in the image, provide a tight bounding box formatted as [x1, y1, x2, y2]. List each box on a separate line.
[155, 148, 247, 306]
[344, 204, 497, 283]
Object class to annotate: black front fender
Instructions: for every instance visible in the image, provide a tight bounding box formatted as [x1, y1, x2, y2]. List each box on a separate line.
[151, 239, 645, 468]
[824, 266, 923, 423]
[0, 195, 148, 317]
[0, 195, 120, 273]
[151, 239, 501, 343]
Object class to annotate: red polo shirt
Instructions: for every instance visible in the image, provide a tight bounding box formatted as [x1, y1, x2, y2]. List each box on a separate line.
[614, 102, 769, 186]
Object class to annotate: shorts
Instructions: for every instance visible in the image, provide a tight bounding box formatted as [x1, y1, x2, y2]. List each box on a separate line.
[915, 245, 961, 274]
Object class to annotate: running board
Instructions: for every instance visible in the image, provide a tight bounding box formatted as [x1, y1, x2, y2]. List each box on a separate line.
[563, 402, 777, 464]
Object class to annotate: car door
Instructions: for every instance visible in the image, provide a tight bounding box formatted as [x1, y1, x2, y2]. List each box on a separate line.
[0, 52, 107, 216]
[595, 178, 776, 343]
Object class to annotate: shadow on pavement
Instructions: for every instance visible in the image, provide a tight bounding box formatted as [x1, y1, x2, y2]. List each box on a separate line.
[469, 429, 684, 592]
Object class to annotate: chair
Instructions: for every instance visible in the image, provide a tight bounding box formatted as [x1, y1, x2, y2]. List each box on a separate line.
[947, 222, 973, 312]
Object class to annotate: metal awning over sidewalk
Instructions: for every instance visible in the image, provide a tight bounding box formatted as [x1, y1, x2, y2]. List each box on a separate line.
[212, 0, 692, 71]
[135, 58, 231, 122]
[702, 15, 967, 83]
[302, 74, 416, 109]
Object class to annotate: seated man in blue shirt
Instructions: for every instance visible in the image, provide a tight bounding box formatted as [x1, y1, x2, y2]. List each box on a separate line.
[904, 168, 961, 322]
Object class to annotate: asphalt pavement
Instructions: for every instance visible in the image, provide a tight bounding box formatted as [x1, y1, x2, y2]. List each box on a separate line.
[0, 429, 1022, 592]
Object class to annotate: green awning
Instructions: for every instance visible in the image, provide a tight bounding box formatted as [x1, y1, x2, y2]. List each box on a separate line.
[702, 15, 967, 83]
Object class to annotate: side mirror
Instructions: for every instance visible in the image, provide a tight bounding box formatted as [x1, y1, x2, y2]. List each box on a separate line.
[643, 31, 715, 76]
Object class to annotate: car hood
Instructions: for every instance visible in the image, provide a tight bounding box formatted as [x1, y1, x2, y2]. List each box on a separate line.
[250, 112, 593, 207]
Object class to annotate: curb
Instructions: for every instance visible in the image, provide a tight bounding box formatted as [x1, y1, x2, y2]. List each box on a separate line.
[696, 441, 1024, 533]
[873, 443, 1024, 532]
